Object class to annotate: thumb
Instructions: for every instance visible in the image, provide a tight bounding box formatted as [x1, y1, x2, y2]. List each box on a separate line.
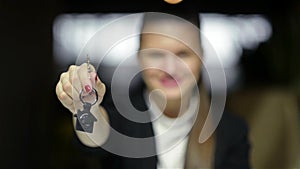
[91, 72, 106, 105]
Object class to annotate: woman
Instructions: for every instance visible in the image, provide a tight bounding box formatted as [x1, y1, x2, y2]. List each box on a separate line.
[56, 12, 250, 169]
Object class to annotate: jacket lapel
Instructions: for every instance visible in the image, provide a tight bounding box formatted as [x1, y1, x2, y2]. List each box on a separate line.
[184, 86, 216, 169]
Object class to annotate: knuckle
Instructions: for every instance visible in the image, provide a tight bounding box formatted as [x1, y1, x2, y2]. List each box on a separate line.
[80, 63, 88, 69]
[55, 83, 60, 95]
[68, 65, 76, 71]
[89, 64, 96, 71]
[71, 76, 79, 83]
[59, 92, 67, 100]
[77, 64, 85, 72]
[63, 83, 72, 92]
[60, 72, 67, 79]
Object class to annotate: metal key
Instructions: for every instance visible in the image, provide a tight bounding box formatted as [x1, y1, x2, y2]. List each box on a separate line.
[74, 55, 98, 133]
[75, 102, 97, 133]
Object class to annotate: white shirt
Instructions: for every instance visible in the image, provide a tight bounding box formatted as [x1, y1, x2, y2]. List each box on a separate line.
[144, 91, 199, 169]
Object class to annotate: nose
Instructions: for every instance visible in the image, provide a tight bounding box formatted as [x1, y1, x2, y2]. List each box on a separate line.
[163, 55, 177, 75]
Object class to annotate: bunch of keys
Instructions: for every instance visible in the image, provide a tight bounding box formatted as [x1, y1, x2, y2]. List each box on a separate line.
[74, 55, 98, 133]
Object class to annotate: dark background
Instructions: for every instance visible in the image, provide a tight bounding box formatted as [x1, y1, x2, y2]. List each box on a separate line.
[1, 0, 299, 168]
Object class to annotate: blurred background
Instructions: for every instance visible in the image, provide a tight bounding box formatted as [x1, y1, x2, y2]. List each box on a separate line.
[1, 0, 300, 168]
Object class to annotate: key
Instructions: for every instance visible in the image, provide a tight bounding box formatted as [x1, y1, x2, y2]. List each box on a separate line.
[74, 55, 98, 133]
[75, 102, 97, 133]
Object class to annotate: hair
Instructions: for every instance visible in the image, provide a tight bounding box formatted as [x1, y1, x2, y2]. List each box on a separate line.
[139, 11, 203, 55]
[141, 11, 200, 30]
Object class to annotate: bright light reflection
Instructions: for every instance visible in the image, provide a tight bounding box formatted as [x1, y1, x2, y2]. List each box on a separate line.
[53, 13, 272, 89]
[53, 13, 272, 67]
[200, 13, 272, 68]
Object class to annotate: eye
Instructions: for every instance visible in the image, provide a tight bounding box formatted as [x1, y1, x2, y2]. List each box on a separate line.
[177, 51, 190, 58]
[145, 51, 165, 59]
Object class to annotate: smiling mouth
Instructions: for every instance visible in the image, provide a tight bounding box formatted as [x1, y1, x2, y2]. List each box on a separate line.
[160, 75, 181, 88]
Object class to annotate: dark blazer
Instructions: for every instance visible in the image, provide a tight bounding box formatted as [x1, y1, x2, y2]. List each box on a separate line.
[74, 85, 250, 169]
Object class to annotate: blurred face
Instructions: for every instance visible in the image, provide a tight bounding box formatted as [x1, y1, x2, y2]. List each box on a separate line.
[139, 21, 202, 100]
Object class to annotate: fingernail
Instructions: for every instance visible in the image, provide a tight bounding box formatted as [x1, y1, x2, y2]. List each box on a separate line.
[85, 85, 91, 93]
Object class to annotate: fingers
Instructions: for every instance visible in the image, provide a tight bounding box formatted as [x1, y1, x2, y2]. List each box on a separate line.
[86, 69, 106, 105]
[89, 71, 97, 86]
[56, 63, 105, 113]
[78, 63, 96, 93]
[68, 65, 81, 94]
[56, 80, 75, 113]
[94, 73, 106, 104]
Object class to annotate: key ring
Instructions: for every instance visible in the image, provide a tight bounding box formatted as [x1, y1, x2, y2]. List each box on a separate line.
[79, 88, 98, 106]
